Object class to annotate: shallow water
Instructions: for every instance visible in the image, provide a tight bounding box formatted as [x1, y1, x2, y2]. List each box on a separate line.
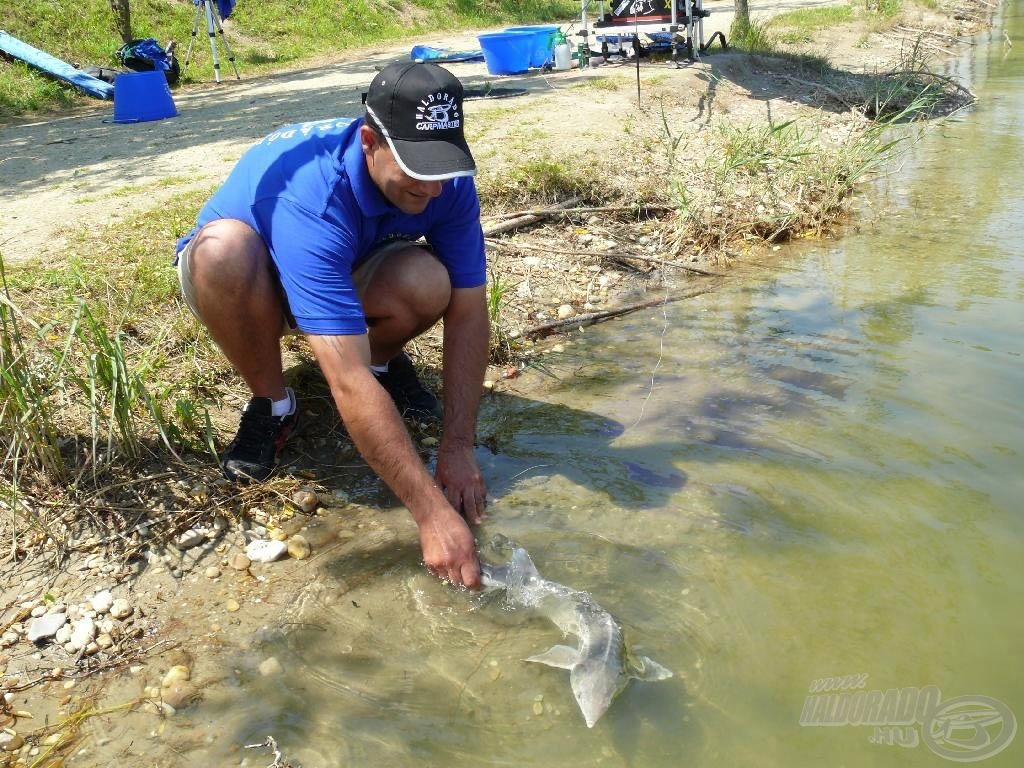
[75, 7, 1023, 767]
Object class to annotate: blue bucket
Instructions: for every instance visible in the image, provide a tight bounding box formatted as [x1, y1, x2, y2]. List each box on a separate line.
[505, 25, 560, 68]
[112, 70, 177, 124]
[477, 31, 534, 75]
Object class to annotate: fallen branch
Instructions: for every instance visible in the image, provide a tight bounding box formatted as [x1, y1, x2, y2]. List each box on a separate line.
[772, 74, 859, 113]
[491, 203, 672, 220]
[484, 237, 725, 277]
[482, 196, 583, 237]
[519, 286, 720, 339]
[894, 25, 970, 43]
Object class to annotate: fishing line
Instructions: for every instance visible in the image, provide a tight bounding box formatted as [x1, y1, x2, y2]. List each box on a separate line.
[626, 285, 671, 430]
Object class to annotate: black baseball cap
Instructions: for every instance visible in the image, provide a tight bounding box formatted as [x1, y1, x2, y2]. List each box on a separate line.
[364, 62, 476, 182]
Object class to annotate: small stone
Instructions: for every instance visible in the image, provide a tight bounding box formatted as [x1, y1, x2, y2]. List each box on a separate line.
[162, 681, 199, 710]
[420, 436, 438, 447]
[287, 535, 311, 561]
[109, 599, 133, 620]
[96, 633, 114, 650]
[162, 665, 191, 687]
[291, 489, 319, 514]
[213, 515, 229, 532]
[246, 539, 287, 564]
[1, 632, 19, 648]
[68, 617, 96, 651]
[177, 530, 205, 550]
[0, 731, 24, 752]
[551, 343, 565, 353]
[557, 304, 575, 320]
[533, 701, 544, 715]
[90, 590, 114, 614]
[225, 599, 240, 613]
[26, 613, 67, 644]
[30, 605, 46, 618]
[230, 553, 251, 571]
[259, 657, 283, 677]
[204, 566, 221, 580]
[482, 379, 495, 390]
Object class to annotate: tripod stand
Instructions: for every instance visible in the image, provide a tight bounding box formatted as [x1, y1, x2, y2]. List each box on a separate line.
[184, 0, 240, 82]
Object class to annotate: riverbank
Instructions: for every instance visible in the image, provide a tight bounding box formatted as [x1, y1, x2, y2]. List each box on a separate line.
[0, 1, 1001, 764]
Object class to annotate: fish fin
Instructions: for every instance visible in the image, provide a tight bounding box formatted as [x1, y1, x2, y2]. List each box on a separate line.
[525, 644, 581, 670]
[510, 547, 540, 579]
[632, 655, 672, 681]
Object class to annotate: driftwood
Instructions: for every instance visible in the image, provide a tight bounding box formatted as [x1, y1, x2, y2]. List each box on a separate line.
[484, 237, 725, 277]
[519, 286, 719, 339]
[491, 203, 673, 220]
[481, 196, 583, 237]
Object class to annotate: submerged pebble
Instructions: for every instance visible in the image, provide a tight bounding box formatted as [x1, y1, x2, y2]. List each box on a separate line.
[246, 539, 288, 563]
[287, 535, 311, 560]
[291, 489, 319, 514]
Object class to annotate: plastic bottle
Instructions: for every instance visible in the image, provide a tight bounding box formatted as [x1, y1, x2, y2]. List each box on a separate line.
[553, 32, 572, 71]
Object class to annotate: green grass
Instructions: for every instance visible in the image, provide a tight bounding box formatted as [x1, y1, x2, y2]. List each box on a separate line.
[1, 0, 577, 119]
[772, 4, 856, 43]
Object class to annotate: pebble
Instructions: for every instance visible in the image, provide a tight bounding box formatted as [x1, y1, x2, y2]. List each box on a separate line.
[225, 599, 240, 613]
[291, 489, 319, 514]
[162, 681, 199, 710]
[230, 553, 251, 571]
[96, 633, 114, 650]
[287, 535, 311, 560]
[205, 566, 222, 580]
[30, 605, 47, 618]
[177, 530, 205, 550]
[26, 613, 67, 644]
[420, 436, 438, 447]
[110, 599, 133, 620]
[162, 665, 191, 687]
[0, 731, 24, 752]
[258, 657, 283, 677]
[90, 590, 114, 614]
[557, 304, 575, 320]
[69, 617, 96, 651]
[246, 539, 287, 563]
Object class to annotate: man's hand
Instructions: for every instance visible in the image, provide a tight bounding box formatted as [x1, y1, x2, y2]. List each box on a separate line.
[435, 444, 487, 524]
[419, 507, 481, 589]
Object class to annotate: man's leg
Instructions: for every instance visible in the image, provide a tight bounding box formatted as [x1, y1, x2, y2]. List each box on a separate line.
[184, 219, 289, 401]
[357, 243, 451, 418]
[180, 219, 297, 480]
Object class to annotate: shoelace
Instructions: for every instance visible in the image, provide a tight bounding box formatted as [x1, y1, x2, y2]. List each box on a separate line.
[232, 410, 279, 454]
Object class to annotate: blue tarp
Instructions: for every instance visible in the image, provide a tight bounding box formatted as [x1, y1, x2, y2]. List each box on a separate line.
[0, 30, 115, 100]
[410, 44, 485, 63]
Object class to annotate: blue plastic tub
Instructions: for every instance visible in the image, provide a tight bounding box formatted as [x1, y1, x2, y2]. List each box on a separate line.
[112, 70, 177, 123]
[477, 31, 534, 75]
[504, 25, 560, 68]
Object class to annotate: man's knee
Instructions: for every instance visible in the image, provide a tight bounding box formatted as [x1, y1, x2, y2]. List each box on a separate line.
[188, 219, 269, 287]
[359, 244, 452, 321]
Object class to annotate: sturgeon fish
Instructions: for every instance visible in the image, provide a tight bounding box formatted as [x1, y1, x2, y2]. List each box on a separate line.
[480, 544, 672, 728]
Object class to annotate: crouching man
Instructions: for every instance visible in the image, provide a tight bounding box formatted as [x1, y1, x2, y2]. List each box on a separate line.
[174, 63, 488, 588]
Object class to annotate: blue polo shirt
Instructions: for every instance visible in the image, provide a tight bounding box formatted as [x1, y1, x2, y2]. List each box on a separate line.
[176, 117, 486, 335]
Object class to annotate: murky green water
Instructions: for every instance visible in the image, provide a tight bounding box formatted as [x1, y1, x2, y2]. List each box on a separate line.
[85, 7, 1023, 766]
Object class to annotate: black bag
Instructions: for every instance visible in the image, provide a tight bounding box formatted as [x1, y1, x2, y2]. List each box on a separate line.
[116, 38, 180, 85]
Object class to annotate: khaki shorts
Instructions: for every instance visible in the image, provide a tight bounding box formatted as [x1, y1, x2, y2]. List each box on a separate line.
[176, 237, 424, 336]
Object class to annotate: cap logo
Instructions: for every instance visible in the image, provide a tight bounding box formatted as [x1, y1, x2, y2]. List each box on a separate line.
[415, 91, 460, 132]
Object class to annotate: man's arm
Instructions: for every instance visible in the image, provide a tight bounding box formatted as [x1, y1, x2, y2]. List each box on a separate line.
[435, 285, 490, 523]
[306, 332, 481, 589]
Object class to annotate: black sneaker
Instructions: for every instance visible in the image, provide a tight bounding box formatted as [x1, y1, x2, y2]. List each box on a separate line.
[374, 353, 443, 421]
[221, 389, 299, 482]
